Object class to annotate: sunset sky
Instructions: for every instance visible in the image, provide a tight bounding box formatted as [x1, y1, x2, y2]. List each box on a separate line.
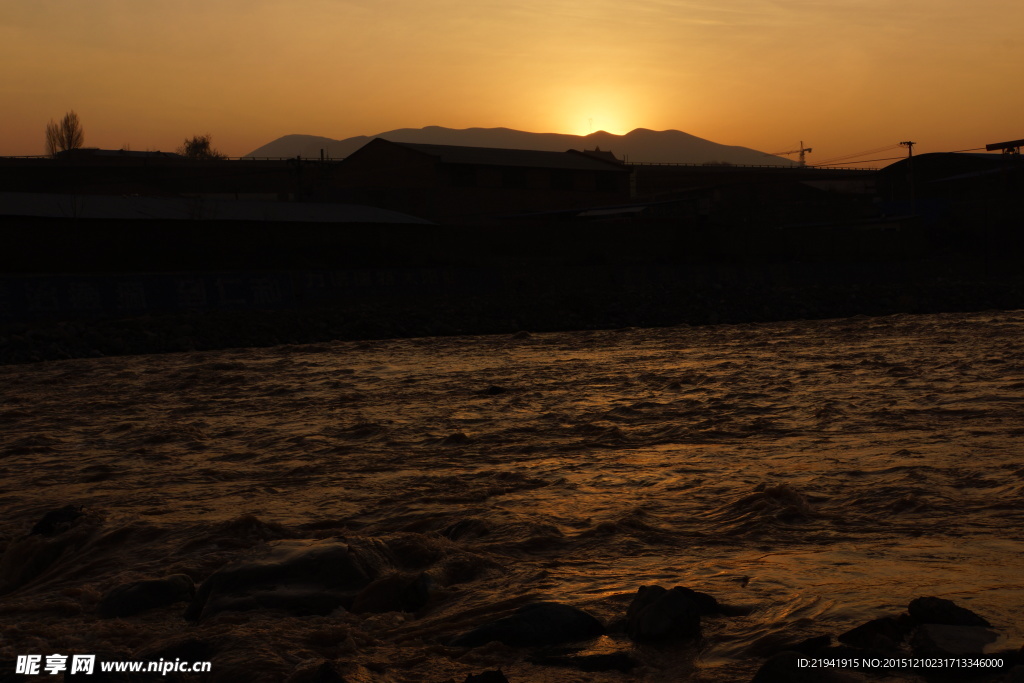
[3, 0, 1022, 163]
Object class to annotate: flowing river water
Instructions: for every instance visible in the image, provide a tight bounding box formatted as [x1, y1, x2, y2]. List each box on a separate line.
[2, 310, 1023, 681]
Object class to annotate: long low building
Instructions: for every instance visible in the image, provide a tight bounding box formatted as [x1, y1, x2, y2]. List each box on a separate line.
[0, 192, 431, 224]
[332, 138, 633, 223]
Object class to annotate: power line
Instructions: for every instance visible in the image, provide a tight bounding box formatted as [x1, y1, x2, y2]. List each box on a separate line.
[814, 144, 902, 166]
[809, 155, 907, 167]
[812, 144, 996, 168]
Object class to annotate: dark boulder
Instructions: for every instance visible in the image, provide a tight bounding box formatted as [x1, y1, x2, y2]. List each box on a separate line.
[837, 616, 907, 650]
[911, 624, 998, 657]
[529, 651, 637, 673]
[464, 672, 509, 683]
[441, 518, 489, 541]
[198, 585, 351, 618]
[98, 574, 195, 618]
[625, 585, 703, 642]
[184, 539, 391, 621]
[1, 508, 98, 594]
[672, 586, 722, 615]
[908, 596, 991, 627]
[751, 652, 811, 683]
[30, 505, 85, 536]
[451, 602, 605, 648]
[350, 571, 433, 614]
[793, 635, 832, 655]
[286, 660, 349, 683]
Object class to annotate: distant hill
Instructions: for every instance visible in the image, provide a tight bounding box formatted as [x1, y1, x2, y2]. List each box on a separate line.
[244, 126, 795, 167]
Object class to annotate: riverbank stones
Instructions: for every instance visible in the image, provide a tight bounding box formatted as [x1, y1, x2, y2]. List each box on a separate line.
[908, 596, 991, 627]
[451, 602, 605, 648]
[98, 574, 195, 618]
[184, 539, 392, 621]
[625, 585, 715, 642]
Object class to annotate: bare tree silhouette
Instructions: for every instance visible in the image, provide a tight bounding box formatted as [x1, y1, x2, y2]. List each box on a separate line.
[177, 134, 226, 159]
[45, 110, 85, 156]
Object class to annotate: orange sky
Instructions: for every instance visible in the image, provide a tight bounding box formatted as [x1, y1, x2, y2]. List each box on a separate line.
[3, 0, 1023, 164]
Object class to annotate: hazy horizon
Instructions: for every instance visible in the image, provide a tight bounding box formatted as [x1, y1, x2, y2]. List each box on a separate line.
[3, 1, 1022, 163]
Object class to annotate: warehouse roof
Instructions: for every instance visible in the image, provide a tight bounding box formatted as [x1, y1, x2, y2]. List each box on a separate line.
[370, 139, 628, 172]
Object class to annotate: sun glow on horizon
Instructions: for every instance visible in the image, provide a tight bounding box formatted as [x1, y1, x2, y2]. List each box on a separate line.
[560, 107, 641, 137]
[2, 1, 1022, 158]
[568, 117, 632, 137]
[549, 86, 646, 137]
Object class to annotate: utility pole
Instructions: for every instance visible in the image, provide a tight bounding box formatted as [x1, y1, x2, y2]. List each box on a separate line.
[900, 141, 916, 211]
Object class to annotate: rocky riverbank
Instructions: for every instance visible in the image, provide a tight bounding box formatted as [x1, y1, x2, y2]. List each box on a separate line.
[3, 311, 1024, 680]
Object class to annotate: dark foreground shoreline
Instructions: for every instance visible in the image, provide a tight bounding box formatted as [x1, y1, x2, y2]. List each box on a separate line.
[4, 308, 1024, 681]
[3, 257, 1023, 365]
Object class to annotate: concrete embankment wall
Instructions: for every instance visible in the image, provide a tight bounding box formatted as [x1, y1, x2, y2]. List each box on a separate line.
[2, 217, 1022, 363]
[3, 259, 1023, 364]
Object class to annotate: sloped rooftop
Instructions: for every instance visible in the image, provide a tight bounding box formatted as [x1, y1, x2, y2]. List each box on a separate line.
[386, 141, 627, 172]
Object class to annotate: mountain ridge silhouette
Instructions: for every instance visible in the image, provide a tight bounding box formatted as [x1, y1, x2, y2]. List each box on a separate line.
[243, 127, 794, 166]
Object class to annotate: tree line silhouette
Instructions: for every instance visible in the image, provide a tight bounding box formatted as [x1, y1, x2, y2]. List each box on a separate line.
[44, 110, 225, 159]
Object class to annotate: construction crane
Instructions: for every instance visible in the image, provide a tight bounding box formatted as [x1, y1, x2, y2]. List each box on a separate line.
[770, 141, 813, 167]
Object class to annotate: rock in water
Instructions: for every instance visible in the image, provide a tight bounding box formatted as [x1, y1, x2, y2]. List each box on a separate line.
[0, 507, 97, 594]
[30, 504, 85, 536]
[286, 660, 349, 683]
[464, 671, 510, 683]
[793, 635, 832, 655]
[184, 539, 392, 621]
[197, 585, 354, 618]
[98, 574, 195, 618]
[908, 596, 991, 627]
[441, 518, 489, 541]
[625, 585, 701, 642]
[837, 616, 907, 650]
[911, 624, 998, 657]
[529, 651, 637, 673]
[350, 571, 433, 614]
[451, 602, 605, 648]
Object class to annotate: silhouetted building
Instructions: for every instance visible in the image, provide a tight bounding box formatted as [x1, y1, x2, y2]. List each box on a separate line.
[579, 147, 620, 164]
[876, 152, 1022, 202]
[0, 150, 311, 199]
[334, 139, 632, 223]
[875, 152, 1024, 254]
